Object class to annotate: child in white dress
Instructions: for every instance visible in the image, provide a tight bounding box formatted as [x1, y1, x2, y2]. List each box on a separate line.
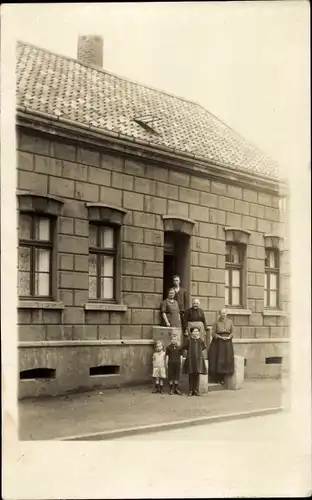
[152, 340, 166, 393]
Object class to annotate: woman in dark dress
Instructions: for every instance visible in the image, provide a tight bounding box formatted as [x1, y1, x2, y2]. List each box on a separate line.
[208, 309, 234, 385]
[182, 326, 207, 396]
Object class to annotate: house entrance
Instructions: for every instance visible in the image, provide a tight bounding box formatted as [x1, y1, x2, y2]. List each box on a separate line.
[163, 231, 190, 299]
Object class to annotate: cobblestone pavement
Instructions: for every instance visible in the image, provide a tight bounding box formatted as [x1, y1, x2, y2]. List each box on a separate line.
[19, 379, 283, 440]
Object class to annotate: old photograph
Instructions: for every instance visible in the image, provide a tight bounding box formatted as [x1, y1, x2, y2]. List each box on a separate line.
[1, 1, 311, 498]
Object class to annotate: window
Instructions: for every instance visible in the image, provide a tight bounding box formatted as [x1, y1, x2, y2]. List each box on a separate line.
[88, 224, 117, 300]
[225, 243, 243, 307]
[264, 248, 279, 308]
[18, 214, 53, 298]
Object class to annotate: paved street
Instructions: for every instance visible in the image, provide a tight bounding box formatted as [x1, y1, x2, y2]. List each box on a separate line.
[118, 412, 311, 497]
[19, 379, 283, 440]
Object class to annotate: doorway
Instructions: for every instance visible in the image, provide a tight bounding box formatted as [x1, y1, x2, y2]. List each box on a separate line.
[163, 231, 190, 299]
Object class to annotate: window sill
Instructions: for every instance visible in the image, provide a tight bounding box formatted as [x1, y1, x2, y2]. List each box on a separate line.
[18, 300, 65, 310]
[84, 303, 128, 312]
[262, 309, 286, 317]
[226, 308, 252, 316]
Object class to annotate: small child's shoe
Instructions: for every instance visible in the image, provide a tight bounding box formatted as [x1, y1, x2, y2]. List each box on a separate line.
[174, 386, 182, 395]
[159, 386, 163, 394]
[169, 385, 174, 395]
[152, 384, 159, 393]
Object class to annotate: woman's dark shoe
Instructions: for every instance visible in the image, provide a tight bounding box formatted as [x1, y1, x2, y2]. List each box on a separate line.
[169, 385, 174, 395]
[193, 390, 200, 396]
[188, 391, 193, 397]
[220, 379, 225, 386]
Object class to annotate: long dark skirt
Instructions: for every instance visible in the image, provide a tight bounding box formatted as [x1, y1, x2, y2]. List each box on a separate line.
[208, 337, 234, 381]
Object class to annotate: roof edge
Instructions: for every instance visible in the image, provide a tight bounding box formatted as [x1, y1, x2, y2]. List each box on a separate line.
[16, 108, 284, 193]
[16, 106, 282, 186]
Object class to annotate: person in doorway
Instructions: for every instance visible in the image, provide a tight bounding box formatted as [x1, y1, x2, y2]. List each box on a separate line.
[184, 298, 209, 341]
[160, 288, 181, 328]
[172, 275, 189, 329]
[165, 332, 183, 395]
[182, 326, 207, 396]
[208, 309, 234, 385]
[152, 340, 166, 393]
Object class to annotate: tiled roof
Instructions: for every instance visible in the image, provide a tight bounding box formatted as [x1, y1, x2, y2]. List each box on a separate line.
[16, 41, 279, 179]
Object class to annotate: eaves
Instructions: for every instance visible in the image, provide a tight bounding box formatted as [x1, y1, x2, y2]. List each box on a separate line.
[16, 107, 285, 195]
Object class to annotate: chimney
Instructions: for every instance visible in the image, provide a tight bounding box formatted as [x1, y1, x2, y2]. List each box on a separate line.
[77, 35, 103, 67]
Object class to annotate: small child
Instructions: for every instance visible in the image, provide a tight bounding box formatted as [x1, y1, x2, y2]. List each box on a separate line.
[183, 326, 207, 396]
[165, 333, 183, 395]
[152, 340, 166, 393]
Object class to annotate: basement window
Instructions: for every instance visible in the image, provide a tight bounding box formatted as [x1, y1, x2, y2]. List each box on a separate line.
[89, 365, 120, 376]
[265, 357, 283, 365]
[20, 368, 56, 380]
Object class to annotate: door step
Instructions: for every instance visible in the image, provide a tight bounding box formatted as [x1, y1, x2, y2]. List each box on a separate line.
[208, 382, 223, 392]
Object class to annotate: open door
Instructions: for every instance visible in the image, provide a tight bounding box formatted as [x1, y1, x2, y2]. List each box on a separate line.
[163, 231, 190, 299]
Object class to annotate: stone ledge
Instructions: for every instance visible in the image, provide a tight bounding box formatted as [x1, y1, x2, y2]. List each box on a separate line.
[17, 190, 64, 204]
[262, 309, 286, 317]
[18, 340, 154, 348]
[224, 227, 251, 235]
[233, 338, 290, 344]
[162, 215, 195, 224]
[18, 300, 65, 310]
[85, 202, 127, 214]
[226, 308, 252, 316]
[84, 303, 128, 312]
[18, 338, 290, 349]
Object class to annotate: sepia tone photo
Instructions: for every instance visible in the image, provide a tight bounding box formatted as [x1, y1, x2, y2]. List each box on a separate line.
[2, 2, 311, 498]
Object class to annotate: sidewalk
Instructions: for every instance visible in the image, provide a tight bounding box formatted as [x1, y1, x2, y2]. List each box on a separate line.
[19, 379, 284, 440]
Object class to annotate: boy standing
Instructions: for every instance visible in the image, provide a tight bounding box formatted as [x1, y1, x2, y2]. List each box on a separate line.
[165, 333, 183, 395]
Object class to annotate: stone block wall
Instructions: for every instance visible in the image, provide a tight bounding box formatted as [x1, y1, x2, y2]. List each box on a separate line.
[17, 129, 289, 396]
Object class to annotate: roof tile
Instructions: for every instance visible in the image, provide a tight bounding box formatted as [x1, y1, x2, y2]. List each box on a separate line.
[16, 41, 279, 179]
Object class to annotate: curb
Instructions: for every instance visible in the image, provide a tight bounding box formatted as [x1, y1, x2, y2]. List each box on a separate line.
[55, 406, 284, 441]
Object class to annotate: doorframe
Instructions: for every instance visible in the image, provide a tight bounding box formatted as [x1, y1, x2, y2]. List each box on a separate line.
[162, 215, 195, 298]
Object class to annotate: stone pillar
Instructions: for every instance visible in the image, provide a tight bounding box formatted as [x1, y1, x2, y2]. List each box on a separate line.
[199, 360, 209, 394]
[224, 355, 244, 390]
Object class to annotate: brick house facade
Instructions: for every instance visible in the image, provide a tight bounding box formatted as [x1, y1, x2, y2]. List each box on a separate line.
[16, 38, 290, 398]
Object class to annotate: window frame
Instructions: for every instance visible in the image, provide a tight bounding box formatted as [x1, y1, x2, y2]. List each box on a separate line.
[264, 247, 280, 309]
[18, 213, 55, 300]
[225, 242, 244, 307]
[88, 222, 118, 302]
